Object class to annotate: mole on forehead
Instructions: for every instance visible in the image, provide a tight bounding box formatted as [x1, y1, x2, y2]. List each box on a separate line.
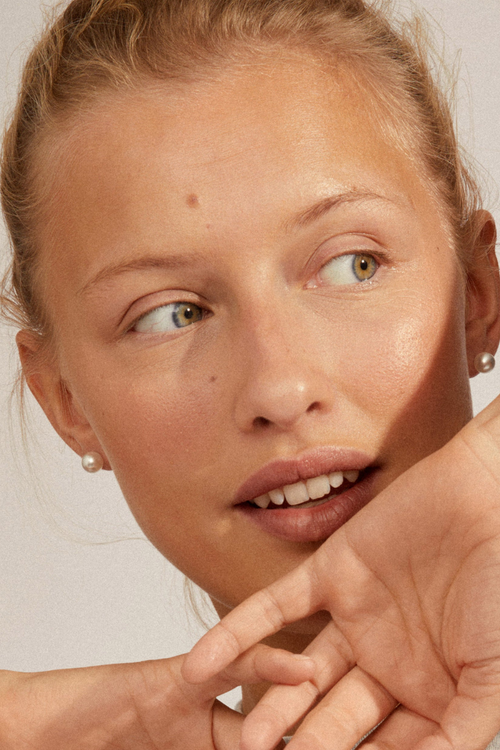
[186, 193, 200, 207]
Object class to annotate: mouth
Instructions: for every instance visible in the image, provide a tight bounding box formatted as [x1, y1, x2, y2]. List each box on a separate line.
[248, 468, 364, 510]
[234, 447, 379, 543]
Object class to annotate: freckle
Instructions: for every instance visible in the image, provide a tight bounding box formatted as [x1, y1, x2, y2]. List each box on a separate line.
[209, 375, 217, 383]
[186, 193, 199, 208]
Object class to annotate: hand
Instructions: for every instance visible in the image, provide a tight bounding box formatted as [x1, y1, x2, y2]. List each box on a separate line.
[184, 395, 500, 750]
[0, 647, 314, 749]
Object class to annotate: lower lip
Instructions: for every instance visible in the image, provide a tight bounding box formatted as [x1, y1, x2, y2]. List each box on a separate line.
[237, 470, 378, 543]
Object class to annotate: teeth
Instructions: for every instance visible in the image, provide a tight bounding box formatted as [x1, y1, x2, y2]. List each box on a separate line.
[344, 470, 359, 483]
[269, 487, 285, 505]
[251, 469, 362, 508]
[254, 493, 271, 509]
[306, 475, 331, 499]
[329, 471, 344, 488]
[284, 481, 309, 505]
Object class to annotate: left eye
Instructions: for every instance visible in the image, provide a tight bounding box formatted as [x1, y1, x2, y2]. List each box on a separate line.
[319, 253, 378, 285]
[133, 302, 204, 333]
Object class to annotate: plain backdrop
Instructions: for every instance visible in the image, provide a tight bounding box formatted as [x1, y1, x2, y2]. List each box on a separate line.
[0, 0, 499, 710]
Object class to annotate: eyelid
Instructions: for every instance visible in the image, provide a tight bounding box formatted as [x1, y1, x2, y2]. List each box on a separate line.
[129, 301, 207, 336]
[307, 246, 387, 289]
[122, 292, 210, 334]
[323, 245, 390, 266]
[304, 231, 389, 275]
[325, 252, 377, 281]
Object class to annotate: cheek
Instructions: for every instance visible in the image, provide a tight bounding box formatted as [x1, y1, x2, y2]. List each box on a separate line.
[94, 368, 226, 481]
[348, 303, 441, 408]
[336, 274, 470, 461]
[59, 260, 470, 601]
[85, 369, 231, 563]
[89, 369, 305, 600]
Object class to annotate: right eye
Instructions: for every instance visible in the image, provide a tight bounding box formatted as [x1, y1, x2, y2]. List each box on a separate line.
[132, 302, 204, 334]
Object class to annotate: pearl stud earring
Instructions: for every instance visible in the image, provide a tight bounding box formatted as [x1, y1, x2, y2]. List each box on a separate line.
[474, 352, 496, 374]
[82, 452, 104, 473]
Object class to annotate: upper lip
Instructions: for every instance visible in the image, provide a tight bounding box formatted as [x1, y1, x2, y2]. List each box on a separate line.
[234, 446, 375, 504]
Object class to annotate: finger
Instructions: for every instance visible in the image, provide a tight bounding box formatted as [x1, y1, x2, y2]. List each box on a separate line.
[283, 668, 396, 750]
[194, 644, 316, 702]
[240, 621, 355, 749]
[183, 558, 322, 684]
[362, 706, 437, 749]
[225, 645, 316, 689]
[213, 701, 287, 750]
[213, 700, 245, 750]
[241, 681, 321, 750]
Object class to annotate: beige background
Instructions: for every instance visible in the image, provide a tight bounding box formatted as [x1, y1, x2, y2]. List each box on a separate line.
[0, 0, 498, 710]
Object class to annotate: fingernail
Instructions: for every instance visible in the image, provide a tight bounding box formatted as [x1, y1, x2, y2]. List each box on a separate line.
[293, 654, 315, 666]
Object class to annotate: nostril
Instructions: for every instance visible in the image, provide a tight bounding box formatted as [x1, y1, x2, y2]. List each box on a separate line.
[306, 401, 321, 414]
[251, 400, 323, 430]
[253, 416, 271, 429]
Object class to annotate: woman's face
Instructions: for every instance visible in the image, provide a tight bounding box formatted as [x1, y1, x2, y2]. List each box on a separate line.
[37, 53, 474, 613]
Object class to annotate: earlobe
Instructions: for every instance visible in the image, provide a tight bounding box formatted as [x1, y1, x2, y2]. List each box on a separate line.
[464, 212, 500, 377]
[16, 330, 111, 469]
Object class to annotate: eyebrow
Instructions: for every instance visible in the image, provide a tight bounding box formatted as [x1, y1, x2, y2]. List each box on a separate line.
[78, 252, 208, 297]
[284, 190, 399, 231]
[79, 190, 400, 296]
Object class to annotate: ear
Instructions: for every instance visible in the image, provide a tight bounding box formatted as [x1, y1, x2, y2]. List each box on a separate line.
[465, 211, 500, 378]
[16, 330, 111, 469]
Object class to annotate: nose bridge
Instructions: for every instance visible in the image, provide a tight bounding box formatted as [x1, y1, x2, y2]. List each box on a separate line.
[232, 291, 332, 432]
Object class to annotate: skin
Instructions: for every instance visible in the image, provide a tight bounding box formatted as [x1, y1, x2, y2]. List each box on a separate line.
[0, 647, 314, 749]
[18, 50, 499, 723]
[186, 400, 500, 749]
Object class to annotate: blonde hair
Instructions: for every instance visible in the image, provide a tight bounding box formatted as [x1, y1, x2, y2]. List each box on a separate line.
[1, 0, 483, 343]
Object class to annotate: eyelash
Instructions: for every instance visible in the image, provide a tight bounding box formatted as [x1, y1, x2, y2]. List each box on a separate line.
[127, 251, 382, 336]
[321, 252, 379, 285]
[130, 301, 208, 335]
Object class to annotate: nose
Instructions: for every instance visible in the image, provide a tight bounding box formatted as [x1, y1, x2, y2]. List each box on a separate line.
[232, 303, 334, 433]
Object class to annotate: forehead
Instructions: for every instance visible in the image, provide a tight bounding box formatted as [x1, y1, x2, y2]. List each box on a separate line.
[35, 51, 438, 288]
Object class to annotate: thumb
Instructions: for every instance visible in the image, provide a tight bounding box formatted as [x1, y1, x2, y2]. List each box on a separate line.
[415, 671, 500, 750]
